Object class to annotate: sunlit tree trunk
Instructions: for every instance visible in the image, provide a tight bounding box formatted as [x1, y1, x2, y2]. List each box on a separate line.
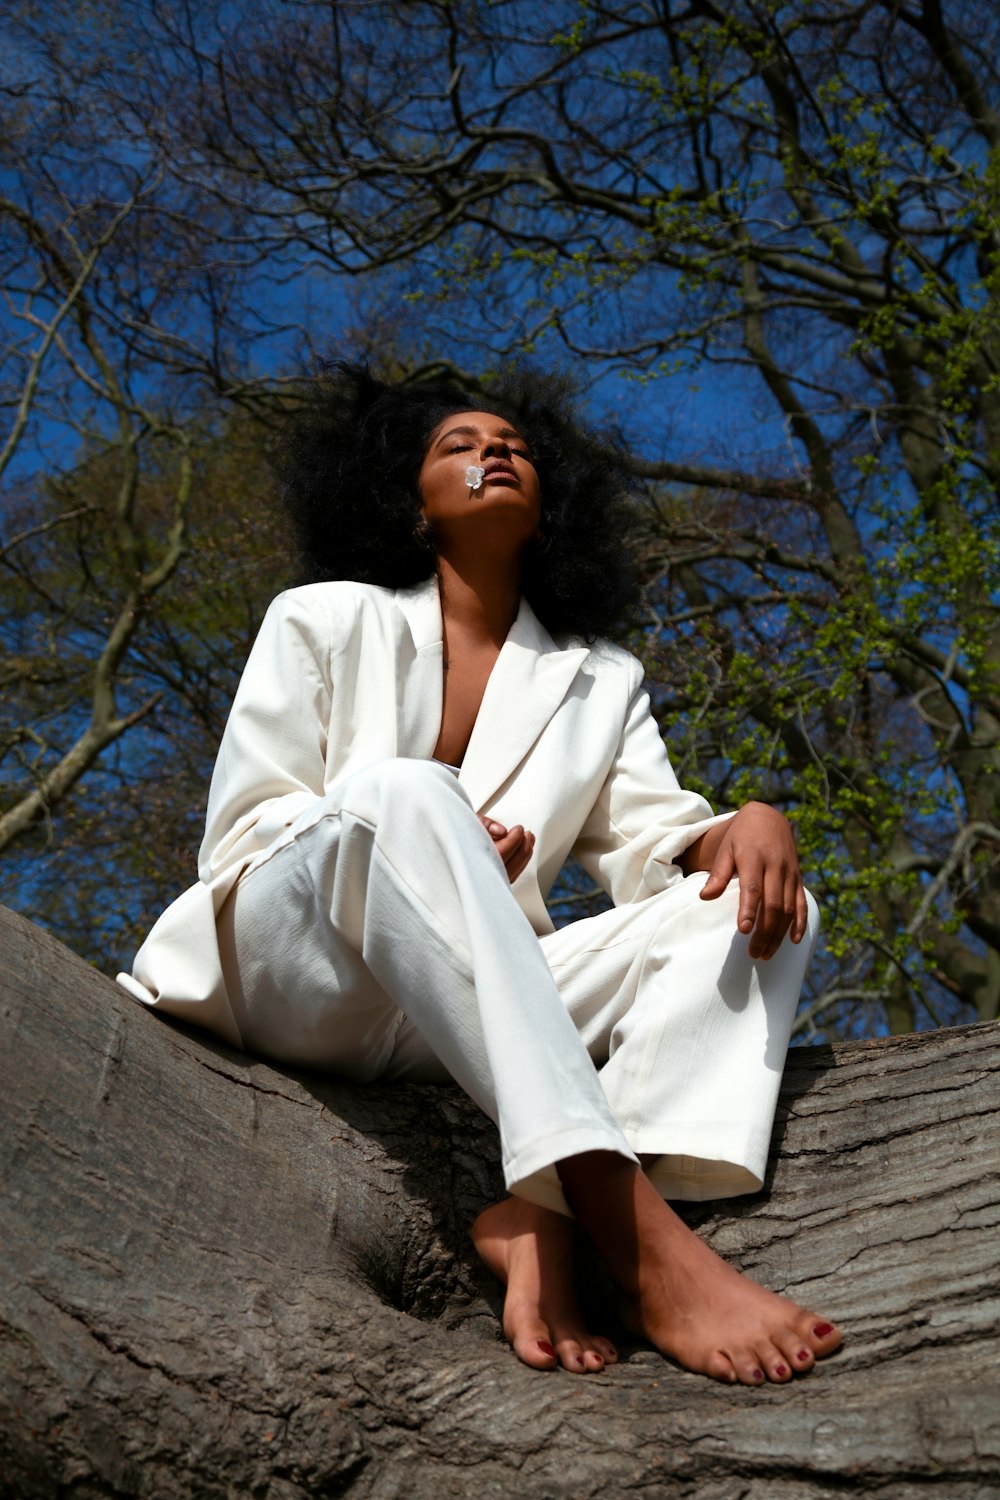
[1, 905, 996, 1498]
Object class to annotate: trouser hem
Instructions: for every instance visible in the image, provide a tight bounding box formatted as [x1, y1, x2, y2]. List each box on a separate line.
[504, 1125, 639, 1218]
[634, 1121, 771, 1202]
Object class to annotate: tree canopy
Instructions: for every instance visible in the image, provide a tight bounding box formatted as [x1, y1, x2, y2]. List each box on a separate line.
[2, 0, 998, 1036]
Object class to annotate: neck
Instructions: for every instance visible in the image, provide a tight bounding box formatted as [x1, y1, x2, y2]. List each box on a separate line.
[436, 552, 522, 648]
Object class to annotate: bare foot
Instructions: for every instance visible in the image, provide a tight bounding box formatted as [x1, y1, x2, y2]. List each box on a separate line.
[559, 1153, 842, 1386]
[471, 1197, 619, 1374]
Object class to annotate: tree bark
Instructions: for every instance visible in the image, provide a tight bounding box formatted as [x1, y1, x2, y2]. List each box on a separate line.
[0, 904, 997, 1498]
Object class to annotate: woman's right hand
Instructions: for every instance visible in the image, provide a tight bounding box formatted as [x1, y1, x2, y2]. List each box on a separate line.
[480, 816, 535, 883]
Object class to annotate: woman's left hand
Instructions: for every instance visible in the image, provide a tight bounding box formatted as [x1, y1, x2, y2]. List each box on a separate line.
[697, 802, 809, 961]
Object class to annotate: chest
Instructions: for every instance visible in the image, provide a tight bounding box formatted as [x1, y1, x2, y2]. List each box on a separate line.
[316, 589, 618, 829]
[433, 643, 500, 766]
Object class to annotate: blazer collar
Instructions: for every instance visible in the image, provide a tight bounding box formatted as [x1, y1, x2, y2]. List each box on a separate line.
[394, 575, 590, 810]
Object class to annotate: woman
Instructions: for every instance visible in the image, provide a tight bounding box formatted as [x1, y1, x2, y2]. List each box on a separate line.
[119, 364, 841, 1384]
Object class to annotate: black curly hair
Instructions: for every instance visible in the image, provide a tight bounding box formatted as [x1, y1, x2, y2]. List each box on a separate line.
[275, 361, 642, 640]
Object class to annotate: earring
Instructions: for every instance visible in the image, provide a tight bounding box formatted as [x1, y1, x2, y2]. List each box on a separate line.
[413, 515, 434, 547]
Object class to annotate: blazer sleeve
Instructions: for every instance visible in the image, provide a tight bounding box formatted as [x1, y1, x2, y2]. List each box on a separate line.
[571, 655, 734, 906]
[197, 589, 334, 882]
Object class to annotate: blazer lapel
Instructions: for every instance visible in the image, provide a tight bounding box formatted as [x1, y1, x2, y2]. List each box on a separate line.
[459, 598, 590, 811]
[394, 577, 591, 809]
[393, 576, 445, 760]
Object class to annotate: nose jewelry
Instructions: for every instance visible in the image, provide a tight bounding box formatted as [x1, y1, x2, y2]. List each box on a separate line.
[465, 464, 485, 491]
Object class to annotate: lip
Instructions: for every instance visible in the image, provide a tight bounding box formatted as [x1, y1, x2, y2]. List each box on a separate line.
[482, 459, 519, 482]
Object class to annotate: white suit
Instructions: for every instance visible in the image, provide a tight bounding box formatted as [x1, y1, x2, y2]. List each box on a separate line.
[120, 575, 817, 1214]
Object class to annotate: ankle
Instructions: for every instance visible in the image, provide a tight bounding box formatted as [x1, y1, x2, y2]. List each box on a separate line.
[557, 1151, 648, 1265]
[557, 1150, 640, 1208]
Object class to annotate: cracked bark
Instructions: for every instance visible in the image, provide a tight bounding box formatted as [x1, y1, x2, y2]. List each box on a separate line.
[0, 904, 997, 1499]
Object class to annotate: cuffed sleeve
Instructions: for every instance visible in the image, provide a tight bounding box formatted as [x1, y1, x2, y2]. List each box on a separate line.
[572, 659, 733, 905]
[198, 590, 334, 882]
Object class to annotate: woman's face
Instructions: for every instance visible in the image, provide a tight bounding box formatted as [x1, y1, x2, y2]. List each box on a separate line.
[418, 410, 542, 551]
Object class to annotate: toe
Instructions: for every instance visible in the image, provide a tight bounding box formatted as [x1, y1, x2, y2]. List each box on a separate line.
[511, 1331, 559, 1370]
[592, 1336, 619, 1366]
[762, 1347, 793, 1383]
[728, 1349, 768, 1386]
[775, 1325, 816, 1373]
[737, 1360, 768, 1387]
[705, 1350, 739, 1383]
[554, 1337, 599, 1373]
[809, 1318, 842, 1354]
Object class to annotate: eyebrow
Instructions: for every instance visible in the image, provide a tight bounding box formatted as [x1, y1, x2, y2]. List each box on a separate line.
[434, 424, 530, 450]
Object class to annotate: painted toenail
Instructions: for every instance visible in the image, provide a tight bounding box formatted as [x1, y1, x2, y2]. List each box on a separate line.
[813, 1323, 834, 1337]
[796, 1349, 810, 1362]
[775, 1364, 789, 1378]
[752, 1368, 764, 1382]
[537, 1340, 556, 1358]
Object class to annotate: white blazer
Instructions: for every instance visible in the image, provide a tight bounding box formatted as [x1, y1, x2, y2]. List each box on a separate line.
[119, 575, 729, 1047]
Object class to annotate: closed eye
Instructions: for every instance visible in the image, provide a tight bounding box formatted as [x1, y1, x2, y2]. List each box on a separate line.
[449, 443, 532, 461]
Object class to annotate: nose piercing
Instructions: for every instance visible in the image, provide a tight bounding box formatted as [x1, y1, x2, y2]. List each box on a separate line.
[465, 464, 485, 491]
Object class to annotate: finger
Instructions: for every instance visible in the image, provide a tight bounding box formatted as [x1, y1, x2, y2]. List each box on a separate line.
[479, 815, 507, 840]
[497, 829, 533, 883]
[748, 861, 782, 959]
[700, 843, 736, 900]
[791, 881, 809, 944]
[505, 837, 534, 883]
[750, 862, 796, 961]
[509, 828, 534, 867]
[494, 826, 526, 865]
[735, 854, 764, 936]
[493, 832, 521, 863]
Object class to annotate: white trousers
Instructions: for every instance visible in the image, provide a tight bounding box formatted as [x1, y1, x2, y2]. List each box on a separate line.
[217, 759, 818, 1216]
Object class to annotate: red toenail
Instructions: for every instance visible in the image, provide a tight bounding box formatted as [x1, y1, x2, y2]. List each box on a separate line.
[796, 1349, 809, 1361]
[752, 1368, 764, 1382]
[537, 1340, 556, 1358]
[775, 1364, 789, 1377]
[813, 1323, 834, 1337]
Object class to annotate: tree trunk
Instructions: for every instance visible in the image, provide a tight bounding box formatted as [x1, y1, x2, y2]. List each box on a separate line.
[0, 904, 997, 1499]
